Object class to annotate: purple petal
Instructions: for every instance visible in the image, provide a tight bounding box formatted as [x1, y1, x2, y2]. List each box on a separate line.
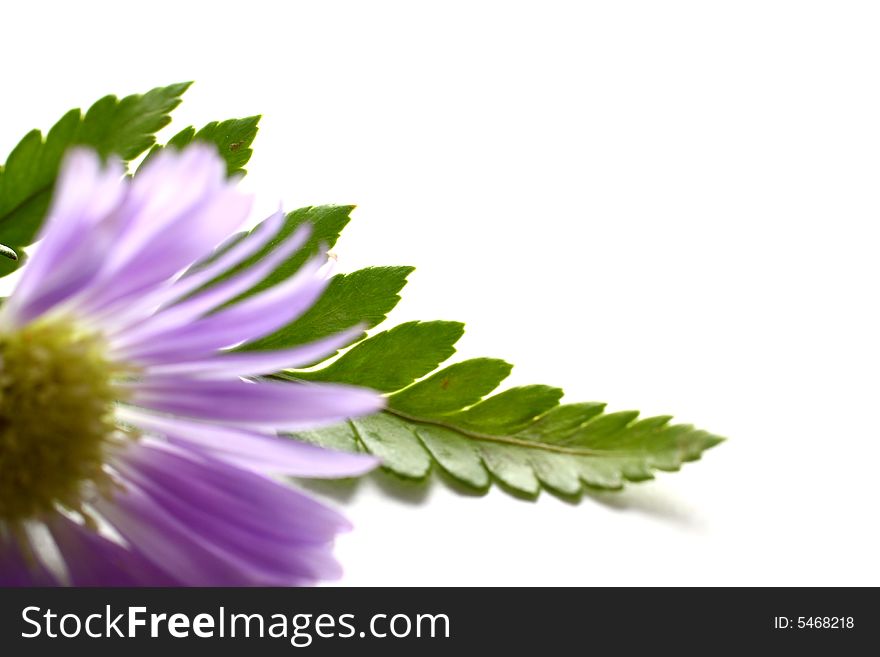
[112, 223, 312, 347]
[76, 146, 253, 316]
[168, 209, 287, 301]
[127, 377, 384, 430]
[95, 485, 279, 586]
[118, 406, 377, 477]
[90, 213, 291, 340]
[142, 325, 363, 379]
[101, 146, 228, 267]
[2, 150, 126, 326]
[116, 255, 330, 363]
[47, 514, 181, 586]
[0, 531, 59, 586]
[117, 456, 343, 582]
[95, 441, 348, 585]
[86, 217, 290, 338]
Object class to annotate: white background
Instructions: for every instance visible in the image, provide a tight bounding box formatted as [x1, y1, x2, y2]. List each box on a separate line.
[3, 1, 879, 585]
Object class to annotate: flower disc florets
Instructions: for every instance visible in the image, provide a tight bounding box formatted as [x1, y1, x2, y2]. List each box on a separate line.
[0, 319, 121, 522]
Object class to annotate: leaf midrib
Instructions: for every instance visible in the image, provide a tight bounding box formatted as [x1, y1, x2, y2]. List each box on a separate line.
[383, 407, 628, 457]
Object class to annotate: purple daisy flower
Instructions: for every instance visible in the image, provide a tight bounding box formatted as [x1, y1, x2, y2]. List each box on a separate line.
[0, 145, 383, 586]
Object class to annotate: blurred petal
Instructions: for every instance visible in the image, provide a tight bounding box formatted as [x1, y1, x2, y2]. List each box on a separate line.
[112, 223, 311, 346]
[0, 531, 59, 586]
[2, 150, 125, 326]
[86, 214, 289, 338]
[47, 514, 180, 586]
[117, 255, 329, 363]
[142, 325, 363, 379]
[127, 377, 384, 430]
[118, 406, 377, 477]
[79, 146, 253, 315]
[169, 210, 286, 301]
[97, 442, 347, 585]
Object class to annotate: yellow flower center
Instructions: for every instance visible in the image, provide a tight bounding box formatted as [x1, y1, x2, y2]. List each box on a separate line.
[0, 320, 121, 523]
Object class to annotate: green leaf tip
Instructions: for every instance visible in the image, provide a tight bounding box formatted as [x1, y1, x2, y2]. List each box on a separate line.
[300, 404, 725, 499]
